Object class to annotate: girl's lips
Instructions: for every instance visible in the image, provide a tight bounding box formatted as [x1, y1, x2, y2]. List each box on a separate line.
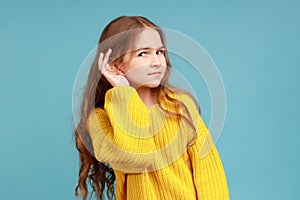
[148, 72, 161, 75]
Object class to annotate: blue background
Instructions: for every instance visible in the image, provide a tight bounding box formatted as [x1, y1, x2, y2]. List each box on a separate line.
[1, 0, 299, 199]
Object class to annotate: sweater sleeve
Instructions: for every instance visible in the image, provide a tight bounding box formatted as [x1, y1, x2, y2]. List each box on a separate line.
[87, 86, 157, 173]
[178, 93, 230, 199]
[187, 117, 230, 199]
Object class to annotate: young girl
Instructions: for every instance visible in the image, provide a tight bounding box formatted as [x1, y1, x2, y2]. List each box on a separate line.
[74, 15, 230, 200]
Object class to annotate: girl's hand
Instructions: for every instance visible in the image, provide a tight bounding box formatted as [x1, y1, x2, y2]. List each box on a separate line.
[98, 49, 130, 87]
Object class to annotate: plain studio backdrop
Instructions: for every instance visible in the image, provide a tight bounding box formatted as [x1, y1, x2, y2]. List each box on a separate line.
[0, 0, 299, 199]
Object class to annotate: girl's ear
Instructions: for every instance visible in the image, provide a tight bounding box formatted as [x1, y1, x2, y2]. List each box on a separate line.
[113, 62, 125, 75]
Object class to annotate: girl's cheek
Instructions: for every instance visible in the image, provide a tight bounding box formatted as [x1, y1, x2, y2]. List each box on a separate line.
[122, 65, 133, 74]
[125, 63, 143, 73]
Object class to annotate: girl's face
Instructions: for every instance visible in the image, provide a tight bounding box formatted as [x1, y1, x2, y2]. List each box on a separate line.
[120, 28, 167, 89]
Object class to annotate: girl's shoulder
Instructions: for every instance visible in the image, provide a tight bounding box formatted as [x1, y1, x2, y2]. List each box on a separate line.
[87, 107, 108, 126]
[167, 86, 201, 115]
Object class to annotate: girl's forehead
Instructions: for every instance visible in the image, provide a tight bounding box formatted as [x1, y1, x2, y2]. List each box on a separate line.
[134, 28, 163, 50]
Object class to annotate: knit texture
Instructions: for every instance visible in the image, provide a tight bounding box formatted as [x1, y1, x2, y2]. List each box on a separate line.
[87, 86, 230, 200]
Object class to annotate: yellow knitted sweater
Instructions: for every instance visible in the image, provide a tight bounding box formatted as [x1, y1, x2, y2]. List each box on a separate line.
[87, 86, 230, 200]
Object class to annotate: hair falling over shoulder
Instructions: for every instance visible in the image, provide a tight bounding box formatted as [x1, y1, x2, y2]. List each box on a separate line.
[74, 15, 200, 200]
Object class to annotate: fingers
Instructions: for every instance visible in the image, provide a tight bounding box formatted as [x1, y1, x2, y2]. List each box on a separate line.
[97, 48, 129, 87]
[102, 48, 112, 68]
[98, 48, 112, 74]
[98, 52, 104, 73]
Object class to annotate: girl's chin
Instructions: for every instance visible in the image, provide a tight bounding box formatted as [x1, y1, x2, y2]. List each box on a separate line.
[147, 83, 160, 88]
[133, 82, 161, 89]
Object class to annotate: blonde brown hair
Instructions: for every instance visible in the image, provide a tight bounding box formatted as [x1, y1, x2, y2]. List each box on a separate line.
[74, 15, 199, 200]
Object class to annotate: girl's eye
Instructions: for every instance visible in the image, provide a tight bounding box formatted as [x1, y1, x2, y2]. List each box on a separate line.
[138, 52, 147, 57]
[137, 49, 165, 57]
[156, 49, 165, 55]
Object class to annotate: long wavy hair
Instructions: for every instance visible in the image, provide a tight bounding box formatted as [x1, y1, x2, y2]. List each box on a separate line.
[74, 15, 200, 200]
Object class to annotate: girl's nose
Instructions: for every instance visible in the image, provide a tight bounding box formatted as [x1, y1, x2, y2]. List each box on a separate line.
[150, 54, 162, 67]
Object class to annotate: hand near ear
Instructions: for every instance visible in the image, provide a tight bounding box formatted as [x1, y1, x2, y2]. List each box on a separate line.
[98, 49, 130, 87]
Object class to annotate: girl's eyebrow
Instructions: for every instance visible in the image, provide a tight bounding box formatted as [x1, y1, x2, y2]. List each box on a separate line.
[135, 45, 166, 51]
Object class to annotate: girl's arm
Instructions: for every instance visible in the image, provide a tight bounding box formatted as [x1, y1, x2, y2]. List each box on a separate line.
[179, 94, 230, 199]
[87, 86, 157, 174]
[187, 118, 230, 199]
